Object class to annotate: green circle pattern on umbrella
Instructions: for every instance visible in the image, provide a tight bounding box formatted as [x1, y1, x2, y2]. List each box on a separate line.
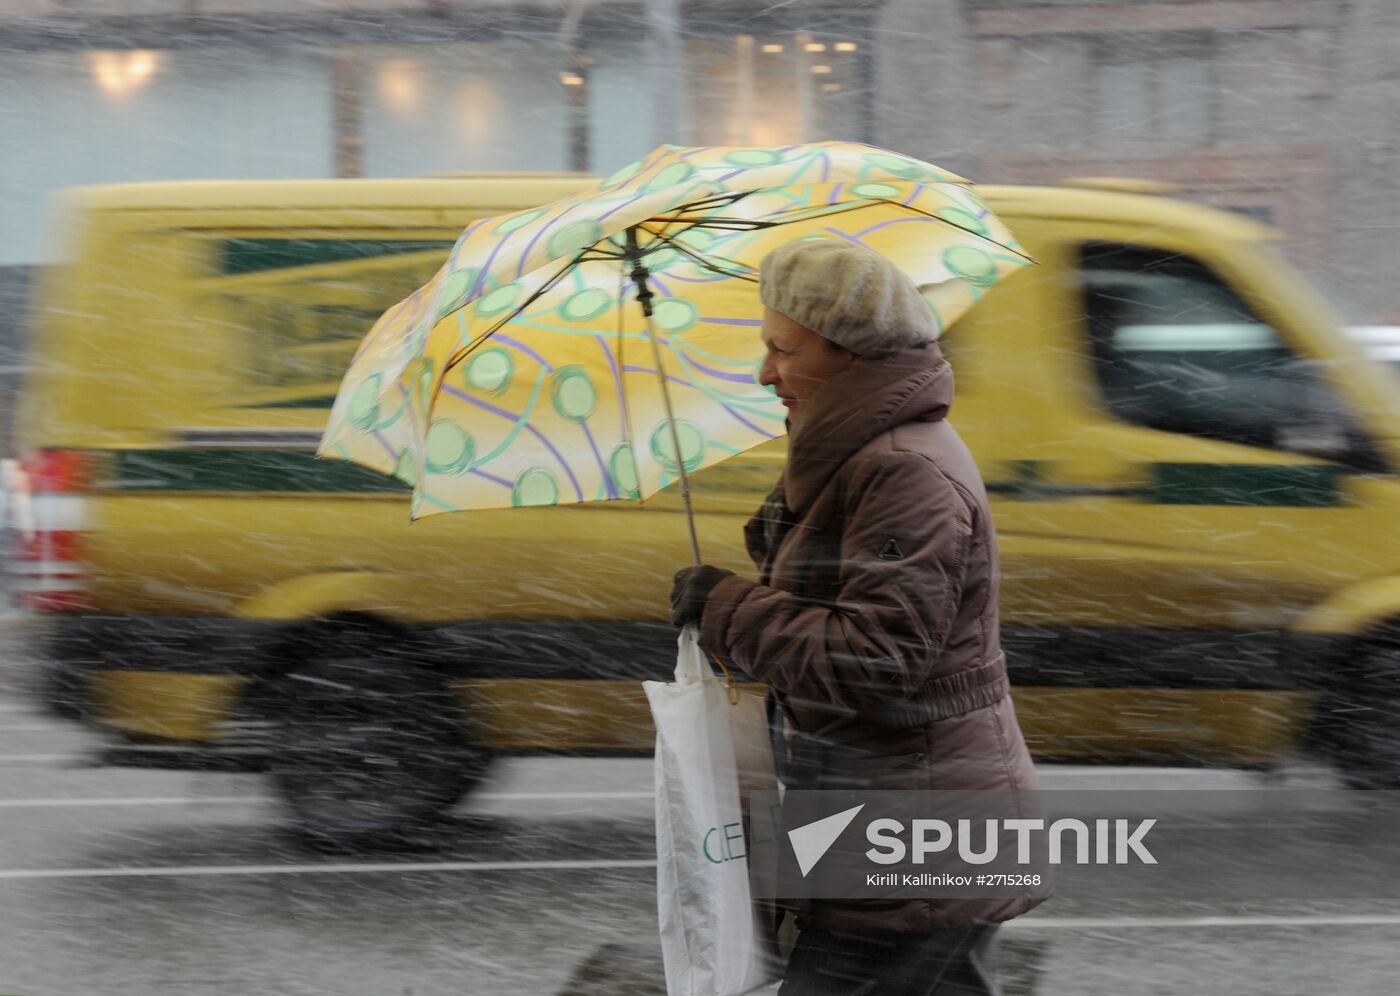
[561, 288, 613, 323]
[645, 163, 696, 191]
[944, 246, 999, 288]
[609, 443, 641, 500]
[349, 374, 381, 430]
[551, 366, 598, 423]
[426, 418, 474, 475]
[864, 152, 924, 179]
[644, 246, 683, 272]
[495, 208, 546, 235]
[725, 149, 784, 168]
[548, 220, 605, 259]
[937, 208, 989, 236]
[512, 467, 560, 507]
[476, 282, 522, 317]
[652, 299, 699, 335]
[394, 448, 418, 487]
[675, 229, 719, 253]
[650, 419, 707, 475]
[465, 349, 514, 394]
[437, 267, 480, 318]
[417, 361, 434, 414]
[851, 182, 902, 199]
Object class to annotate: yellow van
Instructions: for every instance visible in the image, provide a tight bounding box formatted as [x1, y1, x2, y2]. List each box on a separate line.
[16, 175, 1400, 842]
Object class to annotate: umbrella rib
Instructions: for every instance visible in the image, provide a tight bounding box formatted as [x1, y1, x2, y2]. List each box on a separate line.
[662, 191, 750, 216]
[881, 200, 1038, 264]
[591, 198, 901, 280]
[577, 244, 628, 263]
[665, 196, 1034, 276]
[612, 265, 641, 500]
[635, 199, 905, 280]
[642, 202, 903, 275]
[670, 198, 890, 233]
[657, 190, 899, 233]
[643, 190, 757, 245]
[634, 224, 758, 283]
[659, 219, 780, 231]
[441, 255, 587, 377]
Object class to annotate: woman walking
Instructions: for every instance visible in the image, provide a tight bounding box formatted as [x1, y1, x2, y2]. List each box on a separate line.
[670, 238, 1045, 995]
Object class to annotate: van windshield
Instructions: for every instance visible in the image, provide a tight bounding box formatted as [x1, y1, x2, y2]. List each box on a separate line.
[1079, 242, 1388, 472]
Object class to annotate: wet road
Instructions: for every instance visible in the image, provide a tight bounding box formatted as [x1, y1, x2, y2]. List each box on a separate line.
[0, 652, 1398, 994]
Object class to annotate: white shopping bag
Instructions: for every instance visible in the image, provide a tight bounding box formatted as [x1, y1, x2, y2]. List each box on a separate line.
[644, 626, 781, 996]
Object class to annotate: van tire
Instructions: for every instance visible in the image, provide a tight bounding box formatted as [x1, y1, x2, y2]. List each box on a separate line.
[266, 643, 493, 846]
[1317, 634, 1400, 790]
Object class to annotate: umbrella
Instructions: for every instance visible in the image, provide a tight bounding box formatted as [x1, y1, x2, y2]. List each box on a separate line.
[317, 141, 1032, 561]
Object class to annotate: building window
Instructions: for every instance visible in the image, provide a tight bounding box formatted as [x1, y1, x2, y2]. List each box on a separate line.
[1094, 55, 1212, 143]
[687, 32, 865, 147]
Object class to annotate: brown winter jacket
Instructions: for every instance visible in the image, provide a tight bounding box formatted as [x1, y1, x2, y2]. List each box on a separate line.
[698, 342, 1046, 934]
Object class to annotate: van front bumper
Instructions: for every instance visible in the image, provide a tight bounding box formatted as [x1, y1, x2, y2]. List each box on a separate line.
[31, 613, 290, 763]
[34, 612, 286, 722]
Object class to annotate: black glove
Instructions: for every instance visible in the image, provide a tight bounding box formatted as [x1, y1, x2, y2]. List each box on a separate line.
[669, 565, 735, 628]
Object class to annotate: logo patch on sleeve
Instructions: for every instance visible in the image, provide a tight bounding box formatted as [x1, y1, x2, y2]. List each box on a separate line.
[878, 538, 904, 561]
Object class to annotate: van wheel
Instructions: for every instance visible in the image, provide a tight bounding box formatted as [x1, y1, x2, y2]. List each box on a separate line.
[1318, 637, 1400, 790]
[267, 654, 493, 845]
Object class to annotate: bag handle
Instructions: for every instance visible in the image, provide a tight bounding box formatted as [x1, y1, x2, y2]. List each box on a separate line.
[677, 625, 742, 705]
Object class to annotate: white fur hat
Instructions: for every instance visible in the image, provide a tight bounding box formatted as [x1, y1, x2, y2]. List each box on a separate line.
[758, 239, 936, 356]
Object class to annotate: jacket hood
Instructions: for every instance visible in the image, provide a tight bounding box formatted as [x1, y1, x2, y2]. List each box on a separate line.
[783, 342, 952, 514]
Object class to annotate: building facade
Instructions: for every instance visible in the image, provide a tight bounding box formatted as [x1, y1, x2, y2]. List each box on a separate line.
[0, 0, 1396, 322]
[882, 0, 1400, 323]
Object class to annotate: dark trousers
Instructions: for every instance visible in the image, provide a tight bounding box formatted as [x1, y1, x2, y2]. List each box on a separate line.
[778, 925, 1002, 996]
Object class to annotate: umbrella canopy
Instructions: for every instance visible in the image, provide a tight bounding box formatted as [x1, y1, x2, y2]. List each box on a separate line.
[317, 141, 1032, 526]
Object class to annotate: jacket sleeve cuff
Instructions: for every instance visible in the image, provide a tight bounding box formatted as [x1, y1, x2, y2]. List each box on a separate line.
[697, 573, 756, 657]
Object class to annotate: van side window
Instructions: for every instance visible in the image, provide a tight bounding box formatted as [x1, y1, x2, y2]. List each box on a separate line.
[195, 237, 453, 405]
[1079, 243, 1384, 471]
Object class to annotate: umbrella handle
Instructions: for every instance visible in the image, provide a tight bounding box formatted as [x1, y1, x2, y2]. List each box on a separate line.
[642, 308, 704, 566]
[629, 226, 703, 567]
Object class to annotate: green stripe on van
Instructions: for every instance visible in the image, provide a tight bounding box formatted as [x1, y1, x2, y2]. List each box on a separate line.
[240, 396, 339, 410]
[105, 452, 1345, 505]
[112, 450, 410, 493]
[220, 239, 454, 276]
[986, 461, 1343, 507]
[1146, 463, 1342, 507]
